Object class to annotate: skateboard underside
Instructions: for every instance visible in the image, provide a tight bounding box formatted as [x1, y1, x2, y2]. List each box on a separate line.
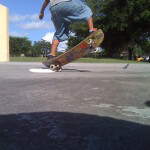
[42, 29, 104, 71]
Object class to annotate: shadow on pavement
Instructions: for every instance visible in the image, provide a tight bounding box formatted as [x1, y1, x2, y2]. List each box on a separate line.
[0, 112, 150, 150]
[39, 67, 91, 72]
[123, 63, 129, 69]
[62, 69, 91, 72]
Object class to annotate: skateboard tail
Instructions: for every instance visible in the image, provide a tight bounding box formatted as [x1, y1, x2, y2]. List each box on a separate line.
[42, 62, 51, 68]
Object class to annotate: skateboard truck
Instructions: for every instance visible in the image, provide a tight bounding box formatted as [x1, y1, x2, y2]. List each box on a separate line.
[88, 39, 99, 53]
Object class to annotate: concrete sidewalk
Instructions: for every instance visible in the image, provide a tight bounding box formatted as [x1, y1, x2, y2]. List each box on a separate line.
[0, 62, 150, 149]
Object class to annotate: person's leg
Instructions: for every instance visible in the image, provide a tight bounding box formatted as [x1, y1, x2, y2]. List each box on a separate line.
[48, 3, 70, 58]
[88, 16, 94, 30]
[88, 16, 97, 34]
[50, 25, 69, 57]
[49, 0, 96, 59]
[50, 39, 59, 56]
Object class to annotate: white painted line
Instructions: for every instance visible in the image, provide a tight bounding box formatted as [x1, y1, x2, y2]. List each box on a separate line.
[29, 68, 54, 73]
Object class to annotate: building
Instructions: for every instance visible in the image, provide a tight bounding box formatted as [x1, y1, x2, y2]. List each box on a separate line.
[0, 4, 9, 62]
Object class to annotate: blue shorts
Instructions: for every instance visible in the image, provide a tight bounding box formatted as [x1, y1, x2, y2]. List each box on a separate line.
[50, 0, 93, 42]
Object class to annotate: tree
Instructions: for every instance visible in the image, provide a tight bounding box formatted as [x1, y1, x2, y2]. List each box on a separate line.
[32, 40, 51, 57]
[9, 37, 51, 57]
[141, 40, 150, 55]
[67, 22, 89, 49]
[97, 0, 150, 59]
[68, 0, 150, 59]
[9, 36, 32, 56]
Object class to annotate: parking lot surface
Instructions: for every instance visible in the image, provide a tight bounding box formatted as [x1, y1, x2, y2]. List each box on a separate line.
[0, 62, 150, 150]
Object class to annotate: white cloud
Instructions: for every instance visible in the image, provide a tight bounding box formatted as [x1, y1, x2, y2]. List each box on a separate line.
[9, 14, 39, 23]
[42, 32, 68, 52]
[18, 21, 53, 30]
[9, 13, 54, 30]
[9, 31, 28, 37]
[30, 14, 39, 21]
[58, 41, 68, 52]
[42, 32, 54, 43]
[9, 14, 28, 23]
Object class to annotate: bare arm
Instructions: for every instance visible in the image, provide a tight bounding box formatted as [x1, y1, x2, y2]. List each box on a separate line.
[39, 0, 50, 20]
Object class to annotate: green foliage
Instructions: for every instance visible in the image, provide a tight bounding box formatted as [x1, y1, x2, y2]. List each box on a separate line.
[90, 0, 150, 58]
[140, 40, 150, 55]
[67, 23, 89, 49]
[9, 36, 32, 57]
[32, 40, 51, 57]
[9, 37, 51, 57]
[68, 0, 150, 59]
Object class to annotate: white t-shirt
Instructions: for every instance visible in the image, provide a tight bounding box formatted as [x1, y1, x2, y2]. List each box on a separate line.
[50, 0, 70, 8]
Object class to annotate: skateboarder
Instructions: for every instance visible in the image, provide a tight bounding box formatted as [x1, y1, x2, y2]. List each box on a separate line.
[39, 0, 97, 60]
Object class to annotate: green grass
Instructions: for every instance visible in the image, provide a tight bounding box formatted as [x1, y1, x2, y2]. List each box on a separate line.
[10, 57, 47, 62]
[10, 57, 147, 63]
[74, 58, 140, 63]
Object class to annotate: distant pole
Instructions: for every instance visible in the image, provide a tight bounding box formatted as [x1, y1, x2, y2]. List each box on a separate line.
[0, 4, 9, 62]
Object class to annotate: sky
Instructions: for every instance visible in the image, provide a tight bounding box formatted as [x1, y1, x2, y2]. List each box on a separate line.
[0, 0, 67, 51]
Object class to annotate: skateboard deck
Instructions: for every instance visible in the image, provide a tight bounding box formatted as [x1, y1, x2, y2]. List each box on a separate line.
[42, 29, 104, 71]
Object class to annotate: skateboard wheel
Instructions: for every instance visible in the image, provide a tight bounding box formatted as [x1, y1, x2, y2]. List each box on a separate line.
[88, 39, 93, 45]
[94, 48, 99, 53]
[50, 64, 57, 71]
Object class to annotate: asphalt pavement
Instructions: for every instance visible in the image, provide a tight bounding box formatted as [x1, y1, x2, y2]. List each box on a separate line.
[0, 62, 150, 150]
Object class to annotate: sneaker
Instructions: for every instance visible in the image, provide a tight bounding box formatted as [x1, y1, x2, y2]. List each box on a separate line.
[42, 54, 56, 68]
[47, 54, 56, 60]
[89, 28, 97, 35]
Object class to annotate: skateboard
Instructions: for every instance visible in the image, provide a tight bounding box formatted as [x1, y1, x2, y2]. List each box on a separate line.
[42, 29, 104, 72]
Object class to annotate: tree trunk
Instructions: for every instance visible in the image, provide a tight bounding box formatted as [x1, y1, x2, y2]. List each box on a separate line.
[128, 47, 133, 60]
[133, 55, 137, 61]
